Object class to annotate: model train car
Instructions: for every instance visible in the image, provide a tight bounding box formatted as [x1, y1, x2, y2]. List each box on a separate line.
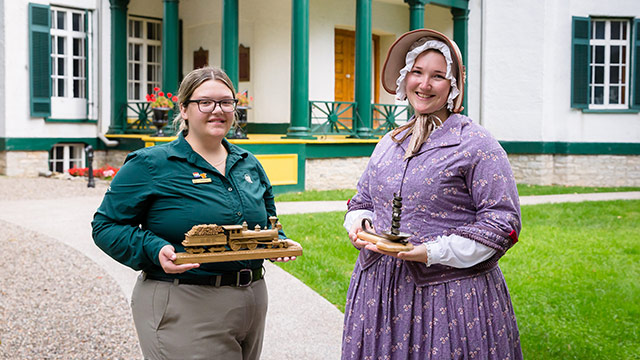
[181, 216, 288, 253]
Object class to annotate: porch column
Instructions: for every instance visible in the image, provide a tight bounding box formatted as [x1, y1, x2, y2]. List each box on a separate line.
[285, 0, 313, 138]
[354, 0, 372, 138]
[452, 7, 469, 113]
[222, 0, 239, 88]
[405, 0, 427, 30]
[162, 0, 180, 94]
[108, 0, 129, 134]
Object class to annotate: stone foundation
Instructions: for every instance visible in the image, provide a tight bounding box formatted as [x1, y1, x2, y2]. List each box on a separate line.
[509, 154, 640, 187]
[0, 151, 50, 177]
[93, 150, 129, 169]
[2, 150, 639, 188]
[305, 157, 370, 190]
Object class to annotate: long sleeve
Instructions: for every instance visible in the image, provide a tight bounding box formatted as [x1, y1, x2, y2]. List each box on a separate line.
[452, 142, 521, 256]
[92, 152, 170, 271]
[426, 234, 496, 268]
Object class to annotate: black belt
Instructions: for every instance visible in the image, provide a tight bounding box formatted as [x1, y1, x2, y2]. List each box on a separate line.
[143, 268, 263, 287]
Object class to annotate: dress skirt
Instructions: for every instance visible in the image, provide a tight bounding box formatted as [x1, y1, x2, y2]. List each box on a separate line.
[342, 256, 523, 360]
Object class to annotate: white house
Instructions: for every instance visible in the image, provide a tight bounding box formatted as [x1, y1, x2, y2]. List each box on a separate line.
[1, 0, 638, 191]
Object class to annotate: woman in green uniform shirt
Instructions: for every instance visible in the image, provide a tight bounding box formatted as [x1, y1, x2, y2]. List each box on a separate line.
[92, 66, 297, 360]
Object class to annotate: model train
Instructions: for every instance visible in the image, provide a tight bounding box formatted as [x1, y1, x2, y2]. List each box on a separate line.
[181, 216, 288, 253]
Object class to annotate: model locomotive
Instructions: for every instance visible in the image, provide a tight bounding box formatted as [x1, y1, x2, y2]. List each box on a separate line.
[182, 216, 289, 253]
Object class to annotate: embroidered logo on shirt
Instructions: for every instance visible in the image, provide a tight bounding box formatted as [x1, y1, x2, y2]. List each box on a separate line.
[244, 174, 253, 183]
[192, 172, 211, 184]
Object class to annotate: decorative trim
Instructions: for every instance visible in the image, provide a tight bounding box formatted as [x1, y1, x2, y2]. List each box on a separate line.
[0, 137, 98, 151]
[245, 123, 290, 134]
[581, 109, 640, 114]
[45, 118, 98, 123]
[500, 141, 640, 155]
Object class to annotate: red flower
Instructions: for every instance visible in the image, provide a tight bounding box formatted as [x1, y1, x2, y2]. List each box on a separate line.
[154, 87, 160, 92]
[172, 96, 178, 102]
[167, 93, 173, 98]
[158, 91, 164, 97]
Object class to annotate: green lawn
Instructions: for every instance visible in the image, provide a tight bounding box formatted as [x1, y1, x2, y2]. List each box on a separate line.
[276, 200, 640, 359]
[274, 185, 640, 202]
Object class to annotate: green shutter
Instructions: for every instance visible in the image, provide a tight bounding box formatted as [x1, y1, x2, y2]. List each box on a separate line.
[29, 3, 51, 117]
[632, 18, 640, 110]
[571, 16, 590, 109]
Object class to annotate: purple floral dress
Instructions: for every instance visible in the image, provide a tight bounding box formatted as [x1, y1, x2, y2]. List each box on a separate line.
[343, 114, 523, 359]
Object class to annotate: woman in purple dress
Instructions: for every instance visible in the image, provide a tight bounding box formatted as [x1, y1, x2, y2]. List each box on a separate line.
[342, 29, 523, 359]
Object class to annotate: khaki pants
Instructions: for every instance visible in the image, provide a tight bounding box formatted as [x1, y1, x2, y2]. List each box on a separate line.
[131, 274, 268, 360]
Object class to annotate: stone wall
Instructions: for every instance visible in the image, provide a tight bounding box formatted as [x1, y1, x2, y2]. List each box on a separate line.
[509, 154, 640, 187]
[93, 150, 130, 169]
[0, 151, 50, 177]
[305, 154, 640, 190]
[305, 157, 370, 190]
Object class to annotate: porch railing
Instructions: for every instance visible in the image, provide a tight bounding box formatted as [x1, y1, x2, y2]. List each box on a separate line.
[125, 101, 154, 134]
[371, 103, 411, 135]
[309, 101, 358, 137]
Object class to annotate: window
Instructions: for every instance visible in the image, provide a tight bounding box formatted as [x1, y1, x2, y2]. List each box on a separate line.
[29, 3, 96, 120]
[49, 144, 85, 173]
[51, 8, 86, 99]
[128, 17, 162, 101]
[589, 20, 630, 109]
[571, 17, 640, 111]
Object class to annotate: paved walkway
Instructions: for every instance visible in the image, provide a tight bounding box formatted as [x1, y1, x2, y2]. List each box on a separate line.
[0, 184, 638, 359]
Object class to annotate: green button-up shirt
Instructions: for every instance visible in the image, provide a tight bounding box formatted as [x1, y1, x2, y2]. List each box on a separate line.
[92, 133, 284, 279]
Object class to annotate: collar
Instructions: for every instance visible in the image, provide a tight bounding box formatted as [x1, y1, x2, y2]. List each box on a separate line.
[396, 113, 463, 157]
[167, 132, 249, 170]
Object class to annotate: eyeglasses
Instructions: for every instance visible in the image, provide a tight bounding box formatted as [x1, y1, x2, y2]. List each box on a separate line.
[184, 98, 238, 113]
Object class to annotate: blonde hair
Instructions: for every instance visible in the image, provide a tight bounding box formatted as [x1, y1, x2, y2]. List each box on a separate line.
[172, 66, 237, 135]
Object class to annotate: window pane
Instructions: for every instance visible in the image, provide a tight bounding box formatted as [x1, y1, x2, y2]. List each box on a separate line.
[57, 11, 66, 30]
[55, 146, 64, 158]
[594, 46, 604, 63]
[57, 37, 65, 55]
[73, 38, 81, 56]
[593, 86, 604, 104]
[73, 59, 81, 76]
[610, 46, 620, 64]
[147, 46, 155, 62]
[73, 80, 80, 98]
[57, 58, 65, 75]
[134, 44, 141, 61]
[134, 63, 140, 80]
[610, 21, 621, 40]
[594, 66, 604, 84]
[622, 22, 627, 40]
[147, 22, 155, 40]
[609, 86, 619, 104]
[621, 86, 626, 105]
[58, 79, 65, 96]
[621, 47, 626, 64]
[134, 83, 141, 99]
[72, 13, 82, 32]
[55, 162, 64, 173]
[610, 66, 619, 84]
[594, 21, 605, 39]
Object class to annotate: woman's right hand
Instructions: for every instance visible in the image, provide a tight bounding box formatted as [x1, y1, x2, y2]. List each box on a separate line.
[348, 218, 373, 250]
[158, 244, 200, 274]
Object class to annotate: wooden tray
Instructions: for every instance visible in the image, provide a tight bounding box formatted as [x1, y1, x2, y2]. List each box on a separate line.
[174, 244, 303, 264]
[357, 231, 414, 252]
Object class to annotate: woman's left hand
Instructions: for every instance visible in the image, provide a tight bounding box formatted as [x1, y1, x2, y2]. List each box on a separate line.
[364, 243, 428, 263]
[270, 239, 300, 262]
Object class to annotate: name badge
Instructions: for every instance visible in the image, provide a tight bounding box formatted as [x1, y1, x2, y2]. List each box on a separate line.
[192, 178, 212, 184]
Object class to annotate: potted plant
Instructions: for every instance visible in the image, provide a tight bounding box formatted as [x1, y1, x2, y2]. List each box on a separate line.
[146, 87, 178, 136]
[229, 90, 252, 139]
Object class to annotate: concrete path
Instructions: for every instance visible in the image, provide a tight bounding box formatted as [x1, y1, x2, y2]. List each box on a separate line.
[0, 189, 638, 359]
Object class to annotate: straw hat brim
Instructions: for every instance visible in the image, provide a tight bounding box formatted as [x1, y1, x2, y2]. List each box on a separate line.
[381, 29, 465, 113]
